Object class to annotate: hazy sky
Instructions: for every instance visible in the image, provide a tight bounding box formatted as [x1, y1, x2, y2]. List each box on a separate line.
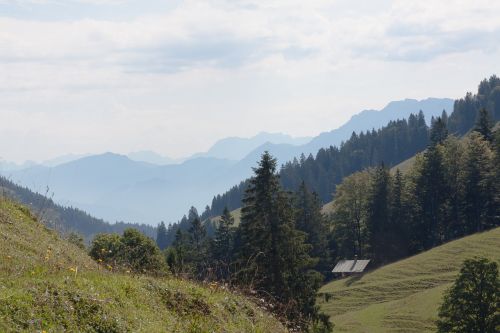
[1, 0, 500, 163]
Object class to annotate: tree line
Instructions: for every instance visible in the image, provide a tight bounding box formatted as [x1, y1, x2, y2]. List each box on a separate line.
[0, 176, 156, 241]
[163, 75, 500, 249]
[153, 109, 498, 331]
[159, 152, 333, 331]
[331, 110, 499, 265]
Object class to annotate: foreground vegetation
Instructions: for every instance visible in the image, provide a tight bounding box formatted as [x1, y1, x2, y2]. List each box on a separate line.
[318, 227, 500, 332]
[0, 199, 286, 333]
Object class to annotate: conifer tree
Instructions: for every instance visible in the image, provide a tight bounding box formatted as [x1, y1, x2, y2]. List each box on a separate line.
[365, 164, 391, 263]
[388, 169, 409, 260]
[474, 108, 493, 141]
[413, 143, 447, 250]
[189, 217, 206, 251]
[156, 221, 168, 250]
[172, 228, 190, 274]
[430, 116, 449, 146]
[188, 216, 207, 277]
[237, 152, 325, 326]
[294, 182, 332, 277]
[461, 132, 495, 233]
[211, 207, 235, 279]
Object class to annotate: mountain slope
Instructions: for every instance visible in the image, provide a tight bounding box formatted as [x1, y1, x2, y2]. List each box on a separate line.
[190, 132, 311, 161]
[0, 198, 286, 333]
[0, 175, 156, 241]
[6, 98, 452, 225]
[248, 98, 454, 166]
[318, 227, 500, 332]
[8, 153, 238, 224]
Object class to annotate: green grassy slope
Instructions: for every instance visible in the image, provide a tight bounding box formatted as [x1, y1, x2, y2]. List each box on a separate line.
[0, 198, 286, 333]
[208, 207, 242, 227]
[318, 227, 500, 332]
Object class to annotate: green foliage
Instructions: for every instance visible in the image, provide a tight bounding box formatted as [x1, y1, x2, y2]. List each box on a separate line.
[331, 170, 371, 259]
[236, 152, 330, 330]
[319, 227, 500, 333]
[329, 126, 499, 266]
[437, 257, 499, 333]
[474, 108, 494, 141]
[430, 116, 449, 146]
[0, 198, 287, 333]
[365, 164, 392, 263]
[67, 232, 86, 250]
[210, 207, 235, 280]
[156, 221, 168, 250]
[0, 175, 156, 242]
[294, 182, 334, 277]
[89, 229, 167, 275]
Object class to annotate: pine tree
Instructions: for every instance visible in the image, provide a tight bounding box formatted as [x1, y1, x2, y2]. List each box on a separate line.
[474, 108, 493, 141]
[440, 136, 466, 239]
[413, 144, 447, 250]
[388, 169, 409, 260]
[365, 164, 391, 264]
[461, 132, 495, 233]
[187, 216, 207, 277]
[430, 116, 448, 146]
[236, 152, 324, 326]
[211, 207, 235, 279]
[156, 221, 168, 250]
[294, 182, 332, 277]
[172, 229, 190, 274]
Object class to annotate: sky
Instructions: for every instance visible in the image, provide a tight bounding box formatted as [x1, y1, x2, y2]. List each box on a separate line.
[1, 0, 500, 163]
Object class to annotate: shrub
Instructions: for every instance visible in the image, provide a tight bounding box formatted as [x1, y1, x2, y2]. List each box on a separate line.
[89, 229, 167, 275]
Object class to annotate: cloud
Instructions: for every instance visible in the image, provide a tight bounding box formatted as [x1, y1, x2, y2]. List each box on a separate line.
[1, 0, 500, 162]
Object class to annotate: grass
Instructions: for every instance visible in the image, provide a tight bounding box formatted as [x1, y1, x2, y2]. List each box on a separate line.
[208, 207, 242, 227]
[318, 227, 500, 332]
[0, 198, 286, 333]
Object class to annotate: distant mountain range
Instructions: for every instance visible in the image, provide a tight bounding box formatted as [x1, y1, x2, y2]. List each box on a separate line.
[3, 97, 454, 225]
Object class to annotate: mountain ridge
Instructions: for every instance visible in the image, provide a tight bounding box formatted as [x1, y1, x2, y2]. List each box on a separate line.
[4, 97, 453, 224]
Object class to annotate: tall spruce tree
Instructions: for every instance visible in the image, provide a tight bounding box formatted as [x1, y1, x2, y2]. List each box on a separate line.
[211, 207, 235, 279]
[294, 182, 332, 277]
[430, 116, 449, 146]
[474, 108, 493, 141]
[388, 169, 409, 260]
[156, 221, 168, 250]
[413, 145, 447, 250]
[461, 133, 496, 233]
[188, 216, 207, 277]
[237, 152, 325, 326]
[365, 164, 391, 264]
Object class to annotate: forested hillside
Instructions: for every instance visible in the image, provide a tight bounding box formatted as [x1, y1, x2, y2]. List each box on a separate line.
[156, 76, 499, 331]
[318, 227, 500, 332]
[166, 76, 499, 246]
[0, 176, 156, 240]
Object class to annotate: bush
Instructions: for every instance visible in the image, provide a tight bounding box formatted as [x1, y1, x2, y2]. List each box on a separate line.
[67, 232, 86, 250]
[89, 229, 168, 275]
